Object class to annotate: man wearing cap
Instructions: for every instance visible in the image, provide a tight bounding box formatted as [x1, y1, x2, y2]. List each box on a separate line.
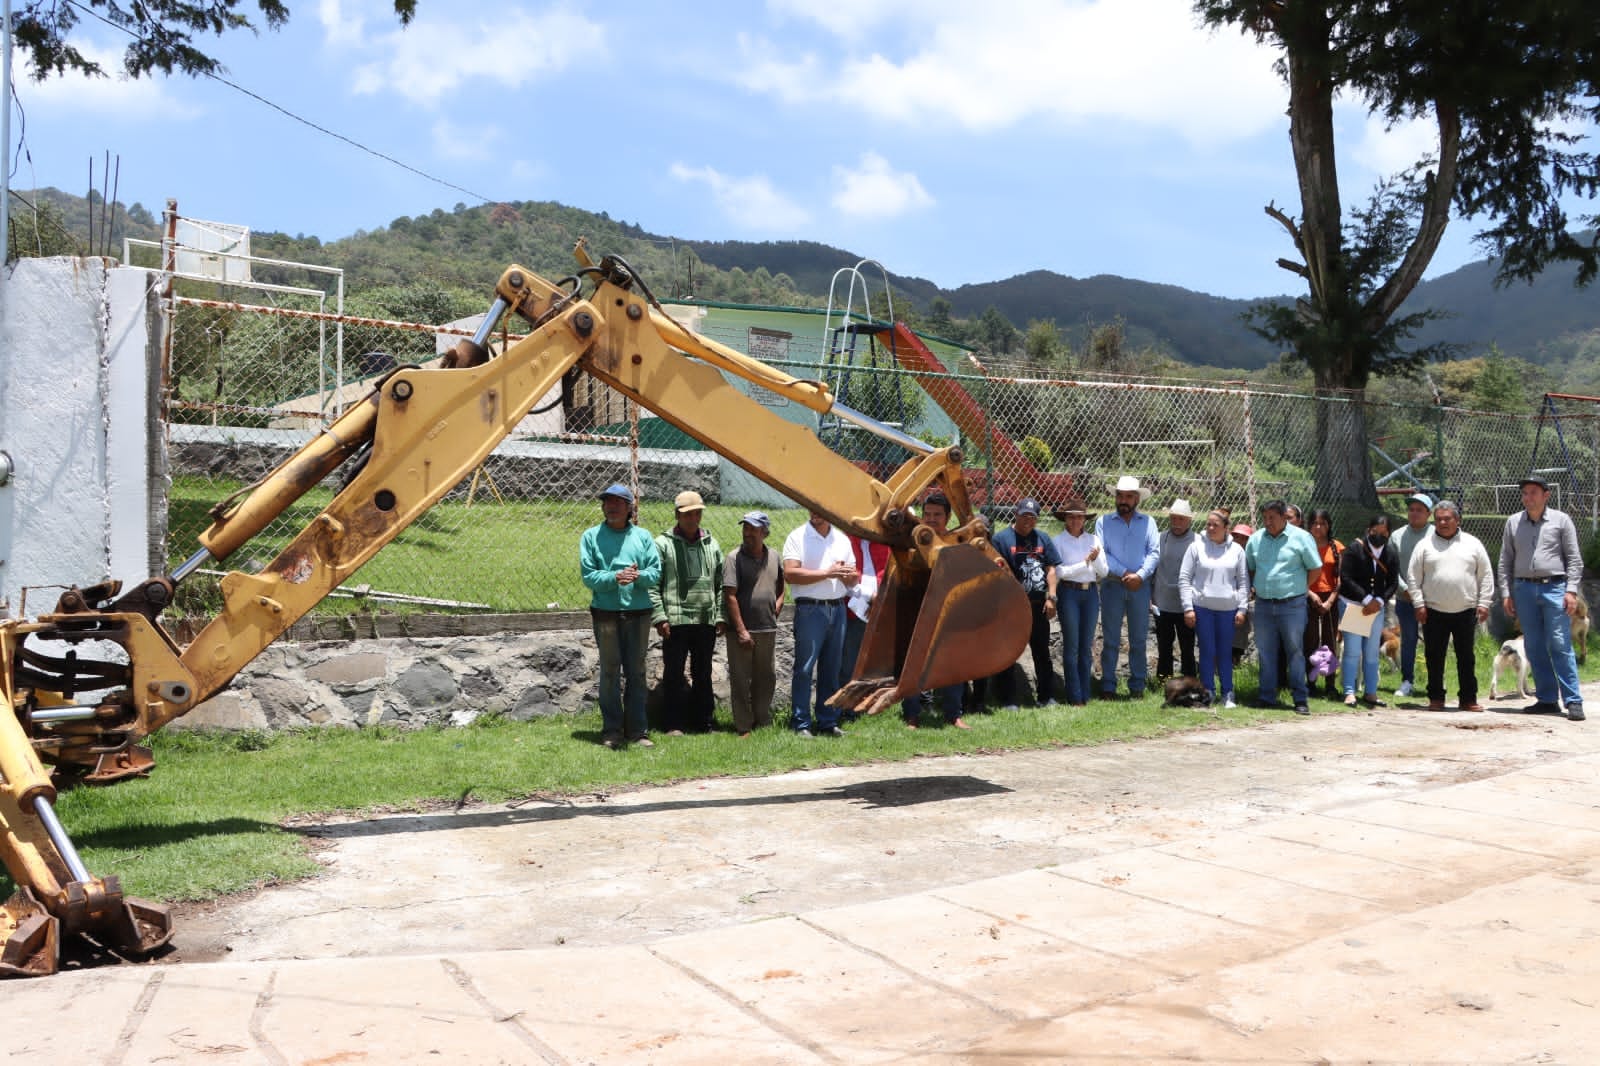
[1095, 475, 1161, 699]
[1245, 499, 1321, 714]
[723, 511, 785, 736]
[1499, 475, 1585, 721]
[580, 483, 662, 748]
[1391, 490, 1435, 698]
[782, 510, 859, 737]
[651, 490, 727, 735]
[992, 497, 1062, 707]
[1152, 498, 1198, 683]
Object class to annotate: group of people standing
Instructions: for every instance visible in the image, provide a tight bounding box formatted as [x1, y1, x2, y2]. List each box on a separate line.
[578, 481, 974, 747]
[579, 471, 1588, 748]
[985, 472, 1585, 723]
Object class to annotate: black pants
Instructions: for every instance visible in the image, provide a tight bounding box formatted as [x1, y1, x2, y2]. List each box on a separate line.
[998, 596, 1056, 705]
[661, 623, 717, 732]
[1423, 608, 1479, 706]
[1155, 609, 1197, 678]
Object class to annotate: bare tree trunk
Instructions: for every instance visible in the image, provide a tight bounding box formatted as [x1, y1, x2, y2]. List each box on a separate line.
[1312, 376, 1379, 521]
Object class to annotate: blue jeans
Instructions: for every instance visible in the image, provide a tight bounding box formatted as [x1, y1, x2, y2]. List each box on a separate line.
[1100, 579, 1151, 694]
[1194, 605, 1236, 701]
[1059, 584, 1099, 703]
[1255, 596, 1309, 705]
[902, 685, 964, 724]
[1395, 597, 1420, 684]
[1512, 580, 1583, 708]
[592, 609, 652, 739]
[1340, 600, 1383, 698]
[791, 600, 846, 730]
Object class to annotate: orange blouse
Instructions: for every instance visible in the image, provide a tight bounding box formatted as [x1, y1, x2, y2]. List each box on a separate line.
[1308, 538, 1342, 596]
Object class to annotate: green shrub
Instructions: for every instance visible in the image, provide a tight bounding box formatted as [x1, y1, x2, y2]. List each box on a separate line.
[1020, 435, 1053, 470]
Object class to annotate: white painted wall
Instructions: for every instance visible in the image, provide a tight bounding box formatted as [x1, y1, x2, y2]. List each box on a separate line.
[0, 258, 162, 619]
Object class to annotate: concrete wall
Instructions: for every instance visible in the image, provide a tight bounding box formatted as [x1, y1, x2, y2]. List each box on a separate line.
[0, 257, 162, 617]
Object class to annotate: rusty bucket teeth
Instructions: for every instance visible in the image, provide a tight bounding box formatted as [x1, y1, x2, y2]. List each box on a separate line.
[832, 542, 1030, 712]
[1, 887, 61, 978]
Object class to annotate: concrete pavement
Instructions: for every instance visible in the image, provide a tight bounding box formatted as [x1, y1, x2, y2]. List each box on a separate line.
[3, 699, 1597, 1064]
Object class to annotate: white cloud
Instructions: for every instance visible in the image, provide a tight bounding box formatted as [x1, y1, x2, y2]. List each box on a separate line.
[669, 163, 810, 230]
[351, 8, 605, 105]
[738, 0, 1285, 145]
[318, 0, 367, 47]
[830, 153, 932, 218]
[1347, 112, 1440, 179]
[15, 43, 199, 120]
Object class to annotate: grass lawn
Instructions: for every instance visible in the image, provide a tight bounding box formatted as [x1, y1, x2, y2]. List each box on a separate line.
[5, 627, 1593, 908]
[168, 475, 807, 616]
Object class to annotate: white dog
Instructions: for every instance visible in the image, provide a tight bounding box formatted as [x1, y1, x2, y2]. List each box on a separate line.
[1489, 637, 1531, 701]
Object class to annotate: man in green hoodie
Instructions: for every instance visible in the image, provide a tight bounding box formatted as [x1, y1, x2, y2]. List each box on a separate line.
[652, 490, 727, 734]
[580, 483, 661, 749]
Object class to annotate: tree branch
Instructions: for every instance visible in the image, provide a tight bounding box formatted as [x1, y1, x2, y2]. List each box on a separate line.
[1370, 103, 1462, 322]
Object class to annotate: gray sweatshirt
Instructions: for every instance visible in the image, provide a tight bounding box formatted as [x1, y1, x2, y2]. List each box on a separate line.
[1153, 528, 1197, 613]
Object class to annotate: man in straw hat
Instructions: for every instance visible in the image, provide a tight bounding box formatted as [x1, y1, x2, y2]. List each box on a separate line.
[1095, 475, 1161, 698]
[651, 490, 727, 735]
[1153, 498, 1199, 683]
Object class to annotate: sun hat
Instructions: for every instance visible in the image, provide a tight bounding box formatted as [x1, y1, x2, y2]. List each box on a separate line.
[1106, 475, 1152, 502]
[1168, 498, 1195, 519]
[1052, 496, 1090, 520]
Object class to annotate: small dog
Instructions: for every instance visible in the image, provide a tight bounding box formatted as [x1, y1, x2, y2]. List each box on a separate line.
[1489, 636, 1531, 701]
[1162, 675, 1212, 709]
[1572, 593, 1589, 664]
[1307, 644, 1336, 682]
[1379, 626, 1401, 672]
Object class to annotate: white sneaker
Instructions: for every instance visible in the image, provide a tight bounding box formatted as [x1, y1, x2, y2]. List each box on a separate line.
[1223, 695, 1237, 709]
[1397, 681, 1414, 697]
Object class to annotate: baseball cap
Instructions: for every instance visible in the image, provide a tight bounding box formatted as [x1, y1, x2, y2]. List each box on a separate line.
[739, 510, 771, 529]
[1230, 523, 1254, 539]
[1405, 491, 1435, 509]
[674, 490, 706, 512]
[1519, 475, 1551, 491]
[597, 482, 634, 503]
[1016, 498, 1041, 517]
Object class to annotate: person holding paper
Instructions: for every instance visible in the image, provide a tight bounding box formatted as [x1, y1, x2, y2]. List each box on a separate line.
[1338, 514, 1400, 708]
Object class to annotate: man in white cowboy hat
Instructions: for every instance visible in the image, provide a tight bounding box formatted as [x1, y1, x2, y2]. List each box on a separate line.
[1152, 498, 1198, 682]
[1095, 475, 1161, 698]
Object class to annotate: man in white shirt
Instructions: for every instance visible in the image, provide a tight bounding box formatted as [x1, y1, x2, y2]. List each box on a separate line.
[1408, 500, 1494, 712]
[782, 511, 858, 737]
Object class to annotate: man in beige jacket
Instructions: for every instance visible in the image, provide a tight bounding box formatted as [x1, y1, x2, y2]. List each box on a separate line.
[1408, 500, 1495, 712]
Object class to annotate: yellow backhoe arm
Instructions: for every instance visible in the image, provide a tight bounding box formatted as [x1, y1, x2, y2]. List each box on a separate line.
[0, 253, 1030, 976]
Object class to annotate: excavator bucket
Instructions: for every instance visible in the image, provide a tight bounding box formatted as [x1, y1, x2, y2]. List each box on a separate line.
[832, 541, 1030, 716]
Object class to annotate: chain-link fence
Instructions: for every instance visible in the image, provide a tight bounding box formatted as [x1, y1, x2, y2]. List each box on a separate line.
[160, 282, 1600, 618]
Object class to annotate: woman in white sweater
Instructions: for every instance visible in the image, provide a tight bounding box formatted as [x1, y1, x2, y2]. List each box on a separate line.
[1053, 497, 1110, 705]
[1179, 509, 1251, 708]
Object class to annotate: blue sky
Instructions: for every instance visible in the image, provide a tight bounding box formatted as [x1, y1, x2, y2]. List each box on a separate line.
[14, 0, 1572, 300]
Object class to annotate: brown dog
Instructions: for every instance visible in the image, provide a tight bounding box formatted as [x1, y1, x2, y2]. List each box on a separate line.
[1572, 592, 1589, 663]
[1379, 626, 1401, 673]
[1162, 675, 1212, 710]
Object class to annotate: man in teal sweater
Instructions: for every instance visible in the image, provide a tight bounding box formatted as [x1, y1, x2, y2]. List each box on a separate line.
[651, 490, 727, 734]
[580, 483, 661, 748]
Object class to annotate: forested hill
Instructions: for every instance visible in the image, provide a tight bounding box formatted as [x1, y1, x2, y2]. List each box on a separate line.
[15, 189, 1597, 372]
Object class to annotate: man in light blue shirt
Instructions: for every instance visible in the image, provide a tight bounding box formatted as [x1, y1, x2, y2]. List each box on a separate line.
[1095, 475, 1161, 698]
[1244, 499, 1321, 714]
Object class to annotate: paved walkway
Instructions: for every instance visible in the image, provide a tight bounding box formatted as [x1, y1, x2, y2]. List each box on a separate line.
[4, 698, 1598, 1064]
